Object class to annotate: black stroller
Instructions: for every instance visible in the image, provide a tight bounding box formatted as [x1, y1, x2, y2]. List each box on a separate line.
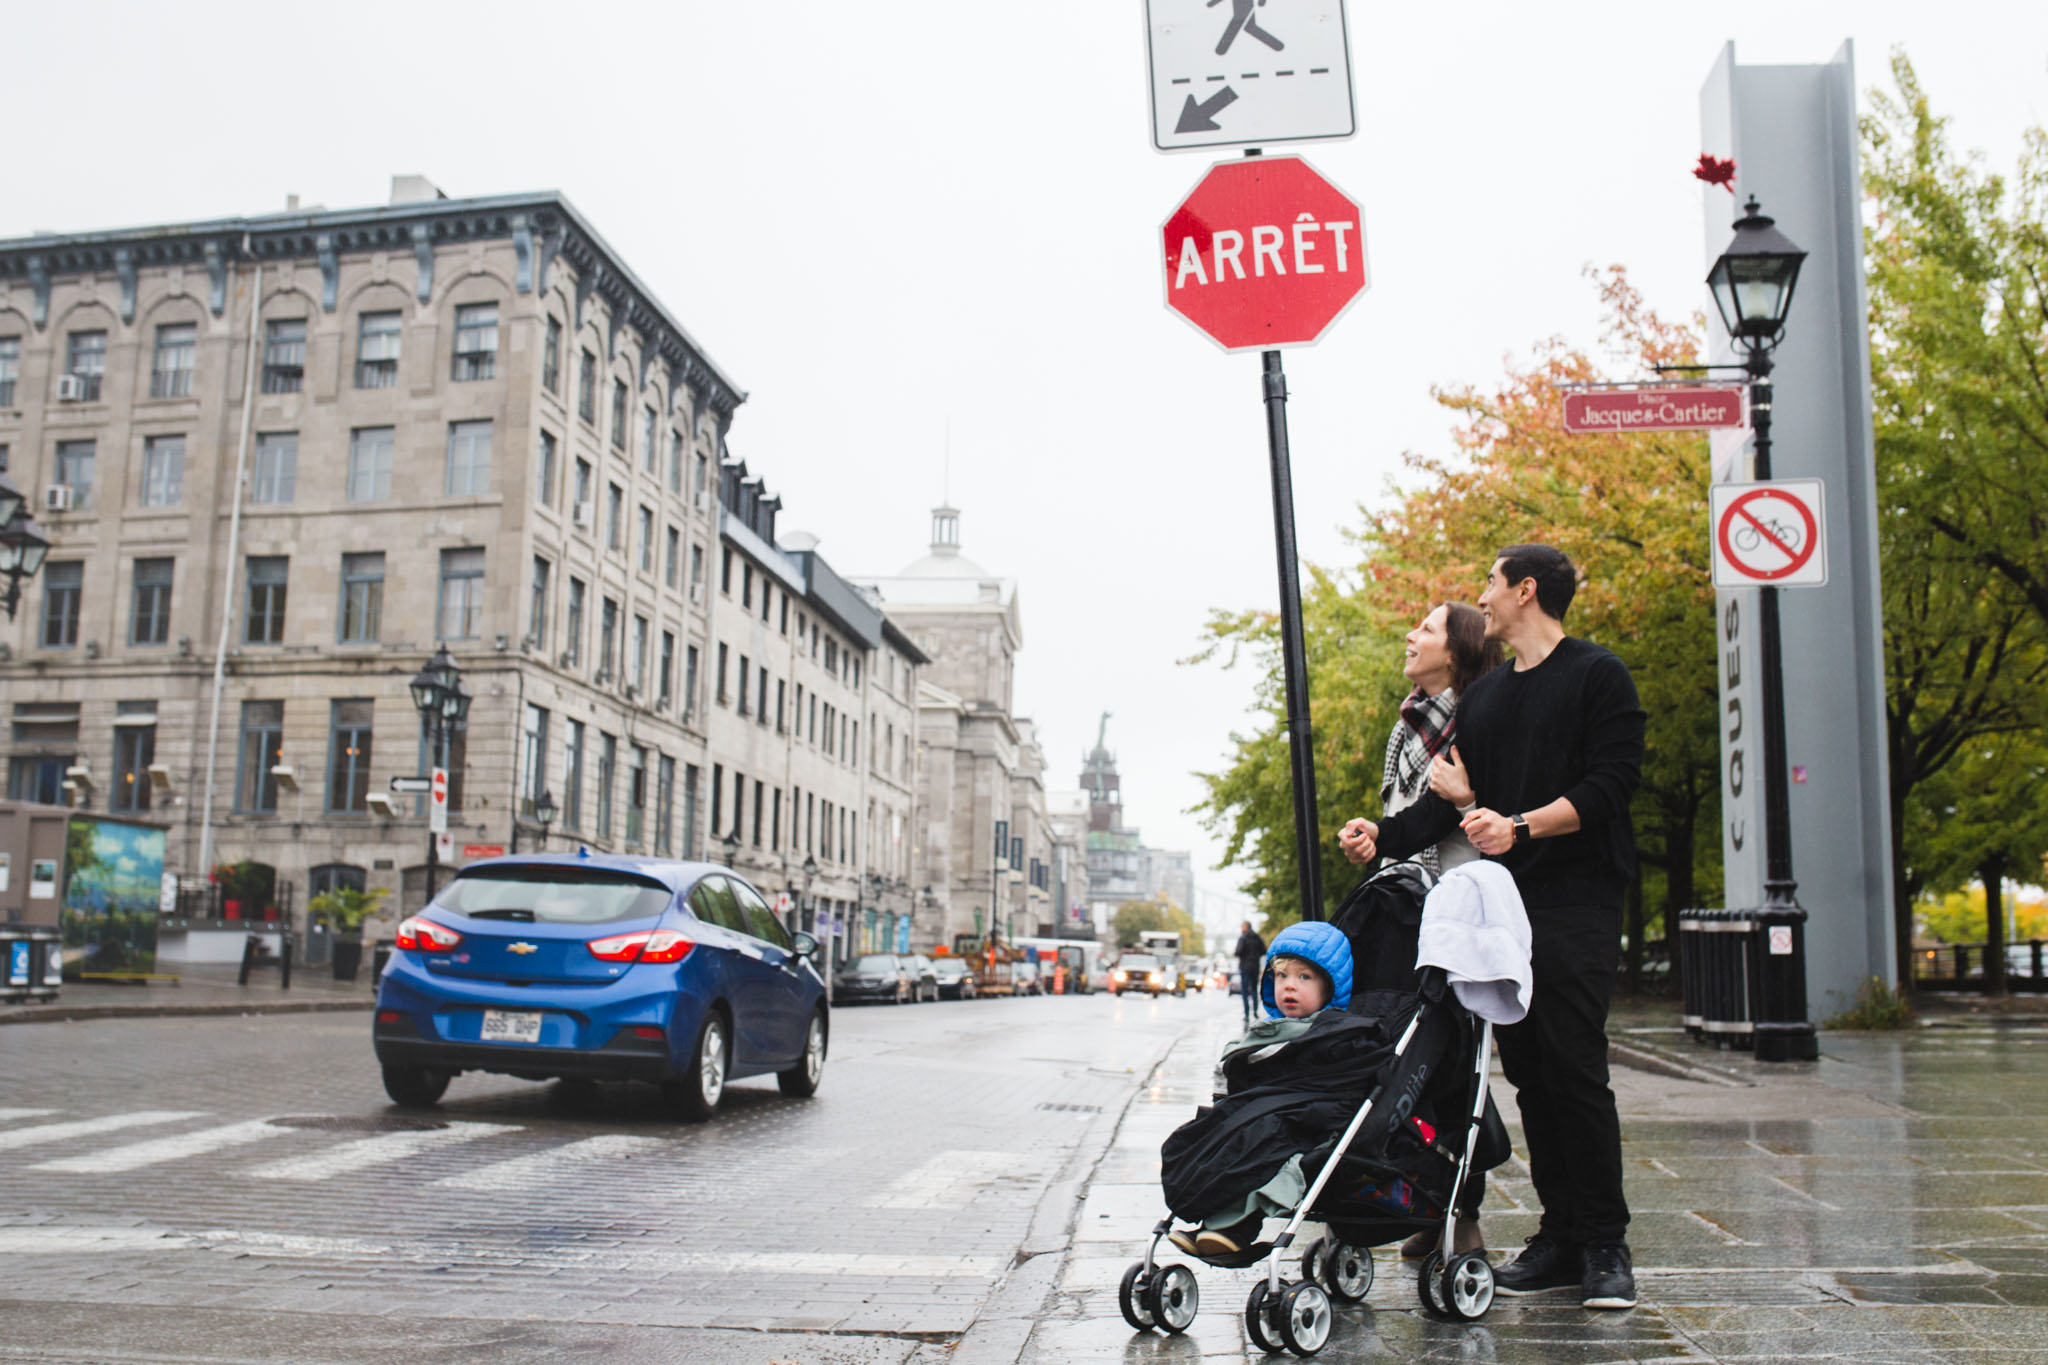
[1119, 864, 1515, 1356]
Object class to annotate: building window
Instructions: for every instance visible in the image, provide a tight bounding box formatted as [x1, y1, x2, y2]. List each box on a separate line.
[610, 379, 627, 449]
[339, 552, 384, 644]
[347, 427, 394, 502]
[606, 483, 624, 551]
[438, 548, 485, 640]
[690, 545, 704, 602]
[716, 642, 729, 704]
[595, 732, 616, 838]
[664, 526, 680, 588]
[684, 644, 700, 722]
[668, 430, 684, 494]
[694, 451, 709, 499]
[637, 505, 654, 574]
[528, 556, 550, 650]
[682, 763, 700, 858]
[445, 419, 492, 496]
[261, 319, 305, 394]
[236, 700, 285, 813]
[253, 432, 297, 504]
[151, 323, 196, 398]
[356, 311, 401, 388]
[742, 563, 753, 610]
[641, 407, 658, 473]
[41, 562, 82, 648]
[598, 597, 619, 681]
[775, 678, 786, 733]
[752, 779, 764, 848]
[451, 302, 498, 381]
[129, 557, 174, 646]
[578, 348, 597, 423]
[245, 556, 288, 645]
[520, 704, 549, 816]
[112, 702, 156, 813]
[140, 435, 183, 507]
[710, 762, 724, 835]
[658, 630, 675, 709]
[737, 656, 750, 717]
[720, 547, 733, 594]
[562, 719, 585, 832]
[54, 440, 95, 510]
[0, 335, 18, 405]
[66, 330, 106, 401]
[565, 577, 586, 668]
[326, 699, 375, 814]
[626, 743, 648, 846]
[656, 754, 676, 855]
[536, 430, 558, 507]
[543, 316, 562, 394]
[631, 614, 649, 695]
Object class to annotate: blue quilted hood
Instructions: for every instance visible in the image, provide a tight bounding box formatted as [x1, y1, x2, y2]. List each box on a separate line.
[1260, 920, 1354, 1016]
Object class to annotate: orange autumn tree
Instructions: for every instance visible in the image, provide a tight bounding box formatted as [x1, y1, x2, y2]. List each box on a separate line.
[1195, 270, 1722, 981]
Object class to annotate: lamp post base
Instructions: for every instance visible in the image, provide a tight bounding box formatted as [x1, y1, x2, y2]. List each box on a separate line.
[1751, 1021, 1819, 1062]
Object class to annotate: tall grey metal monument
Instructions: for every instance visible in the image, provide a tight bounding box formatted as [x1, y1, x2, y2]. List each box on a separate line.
[1700, 42, 1897, 1016]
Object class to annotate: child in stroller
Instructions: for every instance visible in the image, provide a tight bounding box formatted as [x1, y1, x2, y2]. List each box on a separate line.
[1120, 862, 1524, 1357]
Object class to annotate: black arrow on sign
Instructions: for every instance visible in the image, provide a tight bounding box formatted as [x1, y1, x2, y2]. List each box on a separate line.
[1176, 86, 1239, 133]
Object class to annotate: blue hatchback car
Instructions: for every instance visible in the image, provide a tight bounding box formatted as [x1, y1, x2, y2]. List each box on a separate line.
[373, 852, 826, 1120]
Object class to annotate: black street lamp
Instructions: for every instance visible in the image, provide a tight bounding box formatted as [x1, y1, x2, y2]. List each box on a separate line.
[534, 789, 557, 849]
[1709, 195, 1817, 1063]
[0, 495, 52, 622]
[408, 645, 468, 902]
[722, 830, 740, 869]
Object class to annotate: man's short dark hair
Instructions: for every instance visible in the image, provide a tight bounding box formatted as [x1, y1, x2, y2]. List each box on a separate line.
[1496, 543, 1577, 622]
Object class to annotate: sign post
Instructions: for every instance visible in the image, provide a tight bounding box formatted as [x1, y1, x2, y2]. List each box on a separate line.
[1160, 154, 1368, 921]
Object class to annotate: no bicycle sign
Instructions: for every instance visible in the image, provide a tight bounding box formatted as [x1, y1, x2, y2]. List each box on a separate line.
[1709, 478, 1828, 589]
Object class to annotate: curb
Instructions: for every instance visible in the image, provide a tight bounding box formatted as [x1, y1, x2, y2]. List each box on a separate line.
[0, 998, 373, 1026]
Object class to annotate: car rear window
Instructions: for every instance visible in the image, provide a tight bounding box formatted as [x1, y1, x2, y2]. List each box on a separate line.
[853, 954, 897, 972]
[436, 866, 671, 925]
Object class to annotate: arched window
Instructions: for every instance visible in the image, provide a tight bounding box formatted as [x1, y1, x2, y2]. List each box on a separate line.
[308, 863, 367, 899]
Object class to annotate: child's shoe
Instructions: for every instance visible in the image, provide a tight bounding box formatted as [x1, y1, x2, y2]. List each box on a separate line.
[1166, 1228, 1200, 1255]
[1193, 1214, 1264, 1257]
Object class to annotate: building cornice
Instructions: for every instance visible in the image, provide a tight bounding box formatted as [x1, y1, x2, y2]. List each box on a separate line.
[0, 192, 746, 420]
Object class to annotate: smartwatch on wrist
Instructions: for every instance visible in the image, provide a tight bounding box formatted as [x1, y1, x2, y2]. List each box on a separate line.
[1511, 814, 1531, 845]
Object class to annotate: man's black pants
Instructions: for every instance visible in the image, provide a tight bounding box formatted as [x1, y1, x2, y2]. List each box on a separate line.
[1492, 905, 1629, 1246]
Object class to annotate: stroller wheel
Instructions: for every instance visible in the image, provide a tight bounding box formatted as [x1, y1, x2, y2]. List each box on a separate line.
[1277, 1281, 1333, 1356]
[1147, 1263, 1200, 1334]
[1439, 1250, 1495, 1321]
[1118, 1263, 1156, 1332]
[1244, 1281, 1282, 1354]
[1416, 1250, 1447, 1315]
[1319, 1239, 1374, 1303]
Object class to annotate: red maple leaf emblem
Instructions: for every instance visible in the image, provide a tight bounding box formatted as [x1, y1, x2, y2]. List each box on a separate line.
[1693, 154, 1737, 193]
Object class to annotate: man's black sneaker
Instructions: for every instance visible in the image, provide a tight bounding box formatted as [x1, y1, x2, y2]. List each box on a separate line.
[1493, 1234, 1582, 1294]
[1581, 1241, 1637, 1310]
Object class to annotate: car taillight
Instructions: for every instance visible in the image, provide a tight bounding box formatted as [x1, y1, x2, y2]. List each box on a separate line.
[395, 916, 462, 951]
[588, 930, 694, 964]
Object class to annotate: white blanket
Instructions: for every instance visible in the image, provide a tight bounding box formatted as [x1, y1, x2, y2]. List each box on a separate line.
[1415, 862, 1533, 1025]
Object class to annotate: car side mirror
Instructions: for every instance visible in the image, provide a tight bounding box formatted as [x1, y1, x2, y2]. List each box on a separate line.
[791, 931, 819, 960]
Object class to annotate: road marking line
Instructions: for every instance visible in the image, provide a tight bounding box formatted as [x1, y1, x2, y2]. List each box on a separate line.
[31, 1119, 285, 1173]
[435, 1133, 667, 1190]
[0, 1109, 59, 1124]
[0, 1111, 204, 1153]
[249, 1122, 521, 1181]
[866, 1149, 1038, 1208]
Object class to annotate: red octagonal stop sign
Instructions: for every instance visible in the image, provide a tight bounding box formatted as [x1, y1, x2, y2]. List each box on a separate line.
[1161, 156, 1370, 352]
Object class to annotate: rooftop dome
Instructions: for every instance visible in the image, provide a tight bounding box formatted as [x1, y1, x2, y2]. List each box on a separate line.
[896, 505, 990, 578]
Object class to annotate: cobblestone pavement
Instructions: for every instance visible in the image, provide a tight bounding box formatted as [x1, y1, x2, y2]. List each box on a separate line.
[0, 988, 1214, 1364]
[1021, 1003, 2048, 1363]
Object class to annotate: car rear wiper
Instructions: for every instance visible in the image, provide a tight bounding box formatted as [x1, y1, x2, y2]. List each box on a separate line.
[468, 908, 536, 921]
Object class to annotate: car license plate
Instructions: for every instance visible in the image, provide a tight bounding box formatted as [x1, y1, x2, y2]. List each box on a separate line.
[479, 1009, 544, 1044]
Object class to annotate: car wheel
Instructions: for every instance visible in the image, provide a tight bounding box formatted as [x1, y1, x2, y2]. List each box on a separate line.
[382, 1064, 450, 1109]
[665, 1011, 728, 1121]
[778, 1008, 827, 1098]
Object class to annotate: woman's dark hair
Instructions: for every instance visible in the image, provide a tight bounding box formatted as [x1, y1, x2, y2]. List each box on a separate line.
[1442, 602, 1505, 693]
[1495, 543, 1578, 623]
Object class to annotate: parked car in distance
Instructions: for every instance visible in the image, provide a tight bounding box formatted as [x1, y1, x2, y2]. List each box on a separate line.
[835, 953, 917, 1004]
[1110, 953, 1170, 997]
[1013, 960, 1043, 996]
[372, 854, 827, 1122]
[932, 956, 978, 1000]
[902, 953, 941, 1002]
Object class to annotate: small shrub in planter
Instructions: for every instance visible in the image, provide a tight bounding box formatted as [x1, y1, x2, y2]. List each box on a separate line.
[308, 887, 389, 982]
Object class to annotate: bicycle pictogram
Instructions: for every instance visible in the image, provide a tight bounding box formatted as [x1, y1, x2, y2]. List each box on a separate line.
[1730, 515, 1804, 556]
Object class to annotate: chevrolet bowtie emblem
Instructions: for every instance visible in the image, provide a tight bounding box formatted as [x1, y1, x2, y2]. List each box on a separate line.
[507, 942, 539, 955]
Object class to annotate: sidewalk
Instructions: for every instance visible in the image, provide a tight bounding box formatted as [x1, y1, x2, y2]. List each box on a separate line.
[0, 960, 373, 1025]
[1017, 992, 2048, 1363]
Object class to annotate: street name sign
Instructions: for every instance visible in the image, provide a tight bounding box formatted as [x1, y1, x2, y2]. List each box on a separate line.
[1710, 478, 1827, 588]
[429, 766, 449, 834]
[1145, 0, 1355, 152]
[1562, 386, 1744, 434]
[1162, 155, 1368, 351]
[390, 776, 432, 794]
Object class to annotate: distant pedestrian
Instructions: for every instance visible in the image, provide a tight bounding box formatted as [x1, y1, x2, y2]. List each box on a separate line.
[1233, 920, 1266, 1022]
[1339, 544, 1645, 1311]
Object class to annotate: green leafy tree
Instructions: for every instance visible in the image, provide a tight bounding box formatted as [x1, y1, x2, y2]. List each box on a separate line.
[1111, 898, 1205, 953]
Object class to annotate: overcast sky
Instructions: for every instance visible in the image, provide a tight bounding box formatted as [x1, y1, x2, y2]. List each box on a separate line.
[7, 2, 2043, 901]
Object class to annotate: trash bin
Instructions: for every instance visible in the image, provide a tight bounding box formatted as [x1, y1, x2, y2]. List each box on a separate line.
[27, 927, 61, 1002]
[2, 925, 30, 1003]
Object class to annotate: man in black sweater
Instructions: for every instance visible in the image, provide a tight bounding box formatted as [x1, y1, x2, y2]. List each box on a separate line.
[1339, 543, 1645, 1311]
[1233, 921, 1267, 1022]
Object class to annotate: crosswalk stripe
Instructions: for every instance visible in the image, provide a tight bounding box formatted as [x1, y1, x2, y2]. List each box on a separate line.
[0, 1109, 59, 1124]
[0, 1111, 204, 1153]
[32, 1119, 285, 1173]
[248, 1122, 521, 1181]
[435, 1133, 667, 1191]
[867, 1150, 1037, 1208]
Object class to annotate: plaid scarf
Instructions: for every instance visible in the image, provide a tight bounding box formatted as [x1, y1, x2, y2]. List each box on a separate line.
[1381, 687, 1458, 806]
